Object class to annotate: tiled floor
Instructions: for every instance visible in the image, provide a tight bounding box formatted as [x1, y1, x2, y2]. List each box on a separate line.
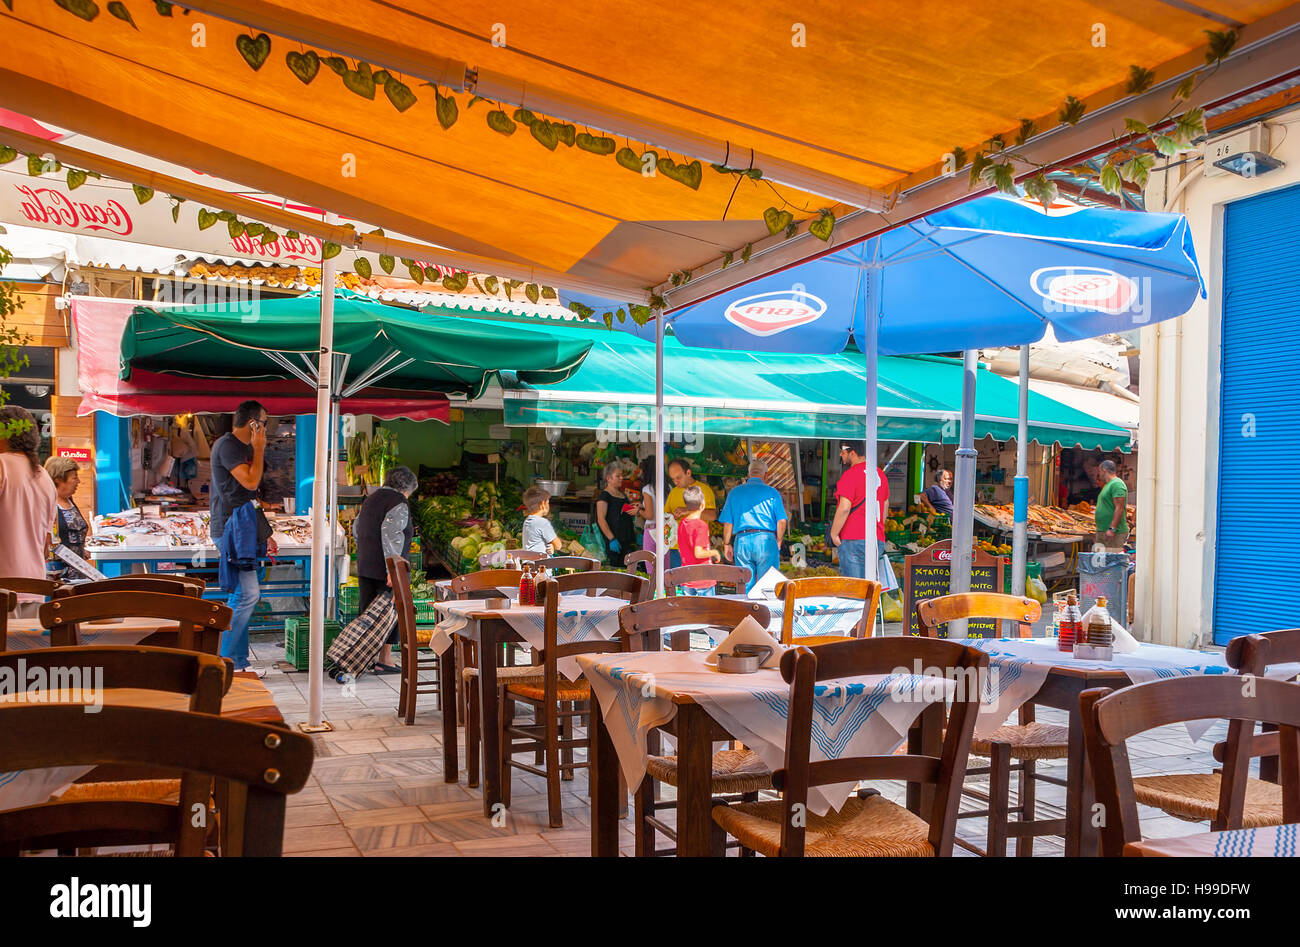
[249, 630, 1227, 857]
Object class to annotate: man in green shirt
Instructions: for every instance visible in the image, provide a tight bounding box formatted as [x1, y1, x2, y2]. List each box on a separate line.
[1095, 460, 1129, 549]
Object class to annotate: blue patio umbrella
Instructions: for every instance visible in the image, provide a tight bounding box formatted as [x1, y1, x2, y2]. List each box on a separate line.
[573, 194, 1204, 610]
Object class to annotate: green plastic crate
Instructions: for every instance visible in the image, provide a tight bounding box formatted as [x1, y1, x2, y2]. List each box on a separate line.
[284, 617, 342, 671]
[338, 584, 359, 613]
[414, 598, 437, 624]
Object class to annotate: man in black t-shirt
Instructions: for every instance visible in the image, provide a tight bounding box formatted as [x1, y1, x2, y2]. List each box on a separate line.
[210, 401, 276, 677]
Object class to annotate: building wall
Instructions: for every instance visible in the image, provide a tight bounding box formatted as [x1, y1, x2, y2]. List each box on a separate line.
[1136, 106, 1300, 646]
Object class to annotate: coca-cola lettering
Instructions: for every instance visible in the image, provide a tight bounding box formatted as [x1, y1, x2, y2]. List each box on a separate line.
[228, 232, 322, 262]
[936, 549, 953, 562]
[14, 184, 133, 236]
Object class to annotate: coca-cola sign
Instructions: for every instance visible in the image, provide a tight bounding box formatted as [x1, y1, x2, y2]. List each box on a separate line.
[935, 549, 953, 562]
[14, 184, 133, 236]
[228, 232, 321, 262]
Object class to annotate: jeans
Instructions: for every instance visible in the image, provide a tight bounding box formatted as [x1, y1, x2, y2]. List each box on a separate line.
[838, 539, 867, 579]
[221, 567, 261, 670]
[680, 584, 716, 596]
[734, 532, 780, 592]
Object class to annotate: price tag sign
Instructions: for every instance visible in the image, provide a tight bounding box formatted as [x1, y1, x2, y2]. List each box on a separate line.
[904, 539, 1005, 638]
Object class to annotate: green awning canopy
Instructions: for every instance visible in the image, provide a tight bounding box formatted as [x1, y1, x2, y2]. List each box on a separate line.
[121, 291, 593, 400]
[485, 317, 1130, 450]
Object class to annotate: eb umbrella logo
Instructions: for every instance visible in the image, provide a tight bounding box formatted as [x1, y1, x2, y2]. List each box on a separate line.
[1030, 267, 1138, 314]
[724, 290, 827, 336]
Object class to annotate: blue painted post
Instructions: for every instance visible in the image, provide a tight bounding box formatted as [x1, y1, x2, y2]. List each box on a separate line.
[295, 414, 316, 516]
[93, 411, 131, 576]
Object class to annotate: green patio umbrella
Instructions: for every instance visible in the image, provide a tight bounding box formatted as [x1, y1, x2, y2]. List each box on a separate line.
[121, 289, 593, 399]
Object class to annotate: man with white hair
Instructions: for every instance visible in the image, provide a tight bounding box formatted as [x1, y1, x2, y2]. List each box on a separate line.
[718, 457, 788, 593]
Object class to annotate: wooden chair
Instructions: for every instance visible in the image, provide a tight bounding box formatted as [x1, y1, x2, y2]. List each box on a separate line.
[1082, 674, 1300, 857]
[0, 646, 231, 854]
[773, 576, 882, 646]
[0, 589, 14, 650]
[499, 571, 649, 827]
[534, 555, 599, 573]
[624, 549, 655, 579]
[38, 591, 232, 654]
[711, 637, 988, 856]
[1130, 630, 1300, 830]
[617, 596, 775, 856]
[69, 575, 206, 597]
[388, 556, 442, 727]
[916, 592, 1053, 856]
[664, 563, 751, 596]
[449, 569, 528, 785]
[0, 577, 67, 601]
[0, 704, 313, 856]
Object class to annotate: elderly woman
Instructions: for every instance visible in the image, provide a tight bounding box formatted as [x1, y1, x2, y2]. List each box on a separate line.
[44, 456, 89, 565]
[595, 463, 637, 568]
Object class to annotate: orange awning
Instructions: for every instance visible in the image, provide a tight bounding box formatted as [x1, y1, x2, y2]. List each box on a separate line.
[1, 1, 1298, 306]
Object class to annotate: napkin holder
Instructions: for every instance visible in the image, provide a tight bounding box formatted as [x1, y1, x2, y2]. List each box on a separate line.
[1072, 642, 1113, 661]
[716, 644, 774, 674]
[482, 596, 512, 610]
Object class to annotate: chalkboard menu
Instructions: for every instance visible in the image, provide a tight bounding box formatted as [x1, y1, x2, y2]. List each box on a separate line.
[905, 540, 1005, 638]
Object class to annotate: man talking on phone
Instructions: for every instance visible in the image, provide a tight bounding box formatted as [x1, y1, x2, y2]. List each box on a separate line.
[210, 400, 277, 677]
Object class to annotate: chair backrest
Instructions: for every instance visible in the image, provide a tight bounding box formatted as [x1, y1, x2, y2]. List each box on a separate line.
[535, 555, 599, 573]
[387, 556, 418, 659]
[0, 588, 14, 650]
[38, 592, 232, 654]
[449, 568, 525, 600]
[624, 550, 655, 578]
[0, 576, 67, 599]
[502, 549, 545, 563]
[617, 596, 772, 652]
[1082, 675, 1300, 853]
[551, 570, 649, 603]
[0, 645, 232, 713]
[0, 704, 313, 856]
[771, 637, 987, 856]
[664, 564, 751, 596]
[69, 575, 205, 598]
[916, 592, 1041, 639]
[1226, 628, 1300, 675]
[772, 576, 882, 646]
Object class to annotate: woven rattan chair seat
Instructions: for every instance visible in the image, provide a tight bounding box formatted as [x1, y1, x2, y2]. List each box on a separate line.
[505, 678, 591, 702]
[57, 778, 181, 805]
[646, 748, 772, 794]
[711, 793, 934, 857]
[463, 664, 544, 682]
[1132, 773, 1286, 827]
[970, 722, 1069, 761]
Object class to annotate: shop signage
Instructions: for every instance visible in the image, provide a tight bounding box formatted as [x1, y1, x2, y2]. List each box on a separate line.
[12, 183, 133, 236]
[1030, 266, 1137, 314]
[55, 446, 93, 462]
[723, 290, 827, 336]
[904, 539, 1004, 638]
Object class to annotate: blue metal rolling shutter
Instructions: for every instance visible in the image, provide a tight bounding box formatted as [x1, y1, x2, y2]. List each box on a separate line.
[1214, 183, 1300, 644]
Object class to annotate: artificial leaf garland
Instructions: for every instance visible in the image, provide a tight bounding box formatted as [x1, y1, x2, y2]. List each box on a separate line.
[235, 32, 272, 71]
[107, 1, 137, 28]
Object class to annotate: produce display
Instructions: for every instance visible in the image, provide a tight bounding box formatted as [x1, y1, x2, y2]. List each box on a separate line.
[883, 507, 953, 553]
[413, 478, 584, 573]
[973, 503, 1098, 538]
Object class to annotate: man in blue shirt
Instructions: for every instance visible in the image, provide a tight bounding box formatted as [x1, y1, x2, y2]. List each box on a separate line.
[719, 458, 788, 592]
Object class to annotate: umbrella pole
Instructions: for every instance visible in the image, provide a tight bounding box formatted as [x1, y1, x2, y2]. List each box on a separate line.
[949, 349, 978, 638]
[654, 311, 665, 599]
[1012, 345, 1030, 598]
[863, 292, 879, 587]
[302, 218, 338, 733]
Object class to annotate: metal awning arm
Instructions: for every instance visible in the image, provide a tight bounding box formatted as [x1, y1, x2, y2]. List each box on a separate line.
[264, 351, 317, 387]
[339, 348, 415, 398]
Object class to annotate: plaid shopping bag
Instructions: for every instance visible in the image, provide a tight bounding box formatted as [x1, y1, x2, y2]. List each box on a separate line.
[326, 590, 397, 679]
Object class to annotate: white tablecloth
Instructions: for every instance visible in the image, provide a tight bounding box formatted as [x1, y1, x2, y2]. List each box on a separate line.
[578, 649, 954, 815]
[958, 636, 1300, 741]
[430, 595, 630, 679]
[4, 618, 159, 652]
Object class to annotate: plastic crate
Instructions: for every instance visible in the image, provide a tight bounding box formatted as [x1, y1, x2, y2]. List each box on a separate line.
[414, 598, 438, 624]
[1002, 559, 1044, 593]
[284, 617, 342, 671]
[338, 584, 359, 613]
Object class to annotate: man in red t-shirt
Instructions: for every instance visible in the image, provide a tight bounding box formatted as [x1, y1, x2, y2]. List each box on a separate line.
[829, 441, 888, 579]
